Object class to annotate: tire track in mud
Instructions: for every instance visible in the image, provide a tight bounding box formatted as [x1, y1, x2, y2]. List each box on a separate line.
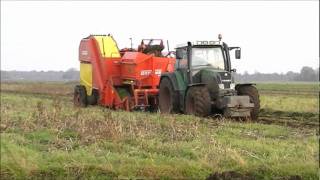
[259, 90, 318, 97]
[258, 116, 319, 130]
[0, 89, 72, 97]
[258, 108, 319, 129]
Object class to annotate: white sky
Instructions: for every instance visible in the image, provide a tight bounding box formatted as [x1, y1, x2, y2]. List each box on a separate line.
[1, 1, 319, 74]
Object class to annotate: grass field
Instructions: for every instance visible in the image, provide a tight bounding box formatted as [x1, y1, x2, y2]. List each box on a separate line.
[0, 82, 319, 179]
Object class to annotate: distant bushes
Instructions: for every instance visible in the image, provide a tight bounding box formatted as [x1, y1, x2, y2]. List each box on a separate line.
[235, 66, 319, 82]
[1, 66, 318, 82]
[1, 68, 79, 82]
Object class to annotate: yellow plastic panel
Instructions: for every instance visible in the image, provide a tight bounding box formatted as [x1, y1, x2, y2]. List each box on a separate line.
[80, 63, 92, 96]
[94, 35, 120, 58]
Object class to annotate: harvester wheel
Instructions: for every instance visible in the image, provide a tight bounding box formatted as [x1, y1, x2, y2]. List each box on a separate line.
[74, 85, 87, 107]
[86, 89, 99, 105]
[159, 78, 179, 113]
[237, 85, 260, 120]
[185, 86, 211, 117]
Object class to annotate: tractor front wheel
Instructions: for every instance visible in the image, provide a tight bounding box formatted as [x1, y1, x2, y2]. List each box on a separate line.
[159, 78, 179, 113]
[185, 86, 211, 117]
[237, 85, 260, 120]
[74, 85, 87, 107]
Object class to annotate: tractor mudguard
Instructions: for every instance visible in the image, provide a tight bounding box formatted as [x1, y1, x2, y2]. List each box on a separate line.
[160, 73, 180, 91]
[185, 83, 207, 97]
[186, 83, 207, 94]
[187, 83, 206, 87]
[235, 83, 256, 91]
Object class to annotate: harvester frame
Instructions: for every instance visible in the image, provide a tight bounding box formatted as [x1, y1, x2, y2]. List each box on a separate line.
[74, 35, 175, 111]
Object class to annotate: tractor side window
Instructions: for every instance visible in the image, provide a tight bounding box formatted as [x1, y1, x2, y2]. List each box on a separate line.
[176, 48, 188, 69]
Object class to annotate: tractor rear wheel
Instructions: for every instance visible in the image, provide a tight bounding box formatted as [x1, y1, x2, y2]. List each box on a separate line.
[237, 85, 260, 120]
[185, 86, 211, 117]
[159, 78, 179, 113]
[74, 85, 87, 107]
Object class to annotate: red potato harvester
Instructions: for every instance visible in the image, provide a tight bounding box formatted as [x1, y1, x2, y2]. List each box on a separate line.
[74, 35, 175, 111]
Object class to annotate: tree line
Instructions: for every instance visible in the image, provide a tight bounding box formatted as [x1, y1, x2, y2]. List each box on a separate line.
[235, 66, 319, 82]
[1, 66, 318, 82]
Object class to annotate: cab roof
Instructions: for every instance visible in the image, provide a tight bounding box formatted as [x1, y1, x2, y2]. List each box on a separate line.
[176, 40, 222, 49]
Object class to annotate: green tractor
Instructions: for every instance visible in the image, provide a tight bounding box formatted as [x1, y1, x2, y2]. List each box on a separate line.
[159, 35, 260, 120]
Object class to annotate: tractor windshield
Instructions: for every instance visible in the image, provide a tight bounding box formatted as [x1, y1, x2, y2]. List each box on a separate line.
[191, 47, 225, 70]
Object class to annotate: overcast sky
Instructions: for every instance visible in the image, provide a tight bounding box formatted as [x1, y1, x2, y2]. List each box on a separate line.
[1, 1, 319, 74]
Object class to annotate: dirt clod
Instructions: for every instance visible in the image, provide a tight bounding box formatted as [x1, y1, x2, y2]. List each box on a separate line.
[206, 171, 255, 180]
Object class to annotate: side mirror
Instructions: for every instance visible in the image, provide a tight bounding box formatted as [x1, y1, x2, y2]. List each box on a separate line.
[235, 49, 241, 59]
[176, 50, 183, 59]
[231, 68, 237, 73]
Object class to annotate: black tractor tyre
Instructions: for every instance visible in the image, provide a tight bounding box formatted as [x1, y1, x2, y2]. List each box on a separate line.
[86, 89, 99, 105]
[185, 86, 211, 117]
[74, 85, 87, 107]
[237, 85, 260, 120]
[159, 78, 179, 113]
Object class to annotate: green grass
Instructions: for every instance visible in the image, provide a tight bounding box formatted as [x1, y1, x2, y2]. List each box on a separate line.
[256, 83, 319, 96]
[1, 84, 319, 179]
[260, 94, 319, 113]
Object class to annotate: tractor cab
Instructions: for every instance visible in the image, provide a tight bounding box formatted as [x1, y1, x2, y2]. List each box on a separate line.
[175, 38, 241, 89]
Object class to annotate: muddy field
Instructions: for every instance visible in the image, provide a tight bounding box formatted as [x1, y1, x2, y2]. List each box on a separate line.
[0, 82, 319, 179]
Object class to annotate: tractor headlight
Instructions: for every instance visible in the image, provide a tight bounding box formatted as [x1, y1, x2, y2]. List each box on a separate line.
[218, 84, 224, 89]
[230, 83, 235, 89]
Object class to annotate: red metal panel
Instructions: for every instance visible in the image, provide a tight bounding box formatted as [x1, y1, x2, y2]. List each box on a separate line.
[120, 52, 175, 88]
[79, 35, 176, 110]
